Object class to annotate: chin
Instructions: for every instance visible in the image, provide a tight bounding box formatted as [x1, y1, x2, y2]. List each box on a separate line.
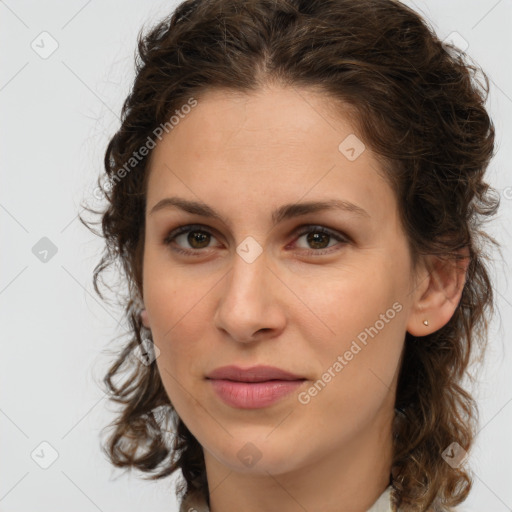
[204, 435, 308, 476]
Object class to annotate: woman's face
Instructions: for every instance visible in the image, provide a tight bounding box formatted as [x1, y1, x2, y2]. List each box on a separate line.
[142, 85, 423, 476]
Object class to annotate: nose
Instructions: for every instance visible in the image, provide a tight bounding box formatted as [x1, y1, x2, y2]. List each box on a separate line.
[213, 247, 286, 344]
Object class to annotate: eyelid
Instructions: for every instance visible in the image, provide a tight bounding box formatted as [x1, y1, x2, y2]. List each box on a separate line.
[293, 225, 350, 244]
[164, 223, 223, 245]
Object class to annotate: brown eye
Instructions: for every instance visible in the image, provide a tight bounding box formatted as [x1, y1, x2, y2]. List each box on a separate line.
[164, 224, 220, 255]
[293, 226, 349, 255]
[304, 231, 330, 249]
[184, 230, 211, 249]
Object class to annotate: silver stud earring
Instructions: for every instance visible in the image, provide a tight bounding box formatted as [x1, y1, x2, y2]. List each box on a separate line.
[423, 319, 429, 326]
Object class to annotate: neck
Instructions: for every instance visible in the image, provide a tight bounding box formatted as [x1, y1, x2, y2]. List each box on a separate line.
[205, 403, 394, 512]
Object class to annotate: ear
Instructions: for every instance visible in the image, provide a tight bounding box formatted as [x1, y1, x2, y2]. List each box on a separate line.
[406, 248, 470, 337]
[141, 308, 151, 328]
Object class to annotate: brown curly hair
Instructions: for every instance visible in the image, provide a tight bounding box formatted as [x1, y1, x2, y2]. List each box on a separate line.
[80, 0, 500, 510]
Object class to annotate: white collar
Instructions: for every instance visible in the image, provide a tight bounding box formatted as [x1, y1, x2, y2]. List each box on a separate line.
[179, 484, 396, 512]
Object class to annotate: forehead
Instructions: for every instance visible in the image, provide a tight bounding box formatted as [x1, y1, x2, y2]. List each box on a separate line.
[145, 85, 397, 226]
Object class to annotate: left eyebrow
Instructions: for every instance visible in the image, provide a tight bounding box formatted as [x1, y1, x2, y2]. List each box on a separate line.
[148, 197, 371, 227]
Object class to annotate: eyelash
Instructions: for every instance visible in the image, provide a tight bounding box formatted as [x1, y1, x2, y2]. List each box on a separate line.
[163, 224, 349, 257]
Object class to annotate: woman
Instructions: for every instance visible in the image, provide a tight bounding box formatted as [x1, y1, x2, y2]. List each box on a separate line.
[81, 0, 500, 510]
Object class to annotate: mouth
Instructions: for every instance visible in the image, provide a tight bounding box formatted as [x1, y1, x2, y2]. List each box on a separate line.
[207, 377, 307, 383]
[205, 365, 307, 409]
[206, 364, 305, 382]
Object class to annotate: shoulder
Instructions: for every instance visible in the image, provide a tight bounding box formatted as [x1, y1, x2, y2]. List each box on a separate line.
[179, 491, 210, 512]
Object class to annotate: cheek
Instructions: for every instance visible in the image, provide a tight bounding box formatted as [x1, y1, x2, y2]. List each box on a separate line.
[301, 256, 404, 342]
[147, 274, 209, 418]
[299, 258, 407, 401]
[295, 287, 405, 442]
[143, 256, 207, 373]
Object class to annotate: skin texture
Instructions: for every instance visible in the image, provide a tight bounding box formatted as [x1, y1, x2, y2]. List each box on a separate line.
[140, 85, 467, 512]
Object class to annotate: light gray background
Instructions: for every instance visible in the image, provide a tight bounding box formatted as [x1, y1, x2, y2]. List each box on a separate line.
[1, 1, 511, 511]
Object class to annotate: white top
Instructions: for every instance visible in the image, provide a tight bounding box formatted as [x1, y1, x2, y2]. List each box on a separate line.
[179, 484, 396, 512]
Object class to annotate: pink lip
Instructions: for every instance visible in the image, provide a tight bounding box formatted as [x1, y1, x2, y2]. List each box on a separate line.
[206, 365, 306, 409]
[206, 365, 304, 382]
[208, 379, 305, 409]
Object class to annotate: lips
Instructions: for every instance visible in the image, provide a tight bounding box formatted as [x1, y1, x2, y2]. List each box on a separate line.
[206, 365, 306, 409]
[206, 365, 305, 382]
